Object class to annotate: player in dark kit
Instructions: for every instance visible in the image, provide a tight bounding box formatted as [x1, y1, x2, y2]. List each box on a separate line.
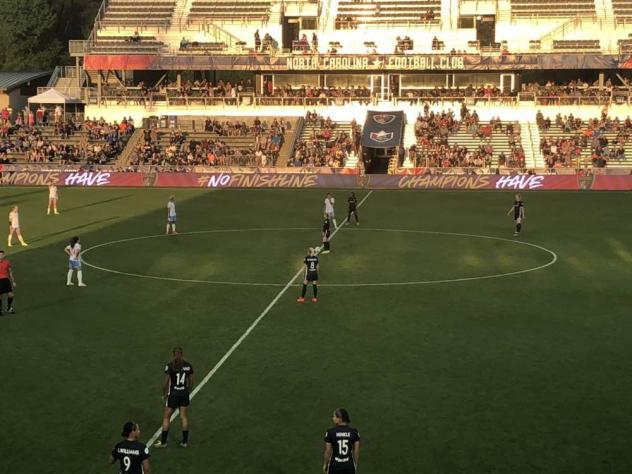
[346, 192, 359, 225]
[0, 250, 16, 315]
[321, 217, 332, 254]
[110, 421, 151, 474]
[154, 347, 194, 448]
[323, 408, 360, 474]
[297, 247, 319, 303]
[506, 193, 525, 236]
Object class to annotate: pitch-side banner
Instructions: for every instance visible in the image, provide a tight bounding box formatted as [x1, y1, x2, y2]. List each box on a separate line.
[0, 171, 145, 187]
[591, 175, 632, 190]
[0, 171, 588, 189]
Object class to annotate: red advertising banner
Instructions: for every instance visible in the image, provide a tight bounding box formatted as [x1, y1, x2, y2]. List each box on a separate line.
[591, 175, 632, 190]
[84, 55, 157, 71]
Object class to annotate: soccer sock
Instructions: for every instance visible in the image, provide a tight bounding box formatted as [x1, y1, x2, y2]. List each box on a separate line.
[172, 224, 176, 233]
[77, 270, 84, 284]
[67, 270, 74, 284]
[517, 223, 522, 233]
[7, 296, 13, 309]
[161, 430, 169, 444]
[166, 224, 170, 233]
[182, 430, 189, 443]
[301, 284, 307, 297]
[313, 284, 318, 298]
[333, 218, 338, 228]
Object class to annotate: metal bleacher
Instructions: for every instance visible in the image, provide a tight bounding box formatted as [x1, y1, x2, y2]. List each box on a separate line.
[99, 0, 176, 28]
[336, 0, 440, 27]
[188, 0, 273, 24]
[510, 0, 595, 18]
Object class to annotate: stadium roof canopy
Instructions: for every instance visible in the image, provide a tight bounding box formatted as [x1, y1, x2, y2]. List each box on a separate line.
[0, 72, 50, 93]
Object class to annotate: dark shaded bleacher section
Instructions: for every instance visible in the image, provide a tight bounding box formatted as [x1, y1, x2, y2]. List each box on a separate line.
[92, 36, 165, 53]
[613, 0, 632, 19]
[553, 39, 600, 51]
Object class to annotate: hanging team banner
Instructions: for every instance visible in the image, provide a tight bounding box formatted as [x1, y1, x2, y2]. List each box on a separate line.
[360, 111, 405, 149]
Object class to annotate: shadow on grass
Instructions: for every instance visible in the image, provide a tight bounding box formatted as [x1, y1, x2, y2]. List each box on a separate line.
[62, 194, 134, 213]
[28, 216, 122, 243]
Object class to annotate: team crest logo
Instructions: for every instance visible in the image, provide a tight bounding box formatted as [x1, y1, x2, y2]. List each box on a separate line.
[357, 175, 370, 188]
[143, 173, 157, 187]
[370, 130, 393, 143]
[373, 114, 396, 124]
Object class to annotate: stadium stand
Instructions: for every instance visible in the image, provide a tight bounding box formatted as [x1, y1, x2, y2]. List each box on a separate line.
[188, 0, 273, 24]
[537, 112, 632, 168]
[510, 0, 596, 18]
[291, 113, 361, 167]
[336, 0, 440, 27]
[127, 117, 288, 168]
[99, 0, 176, 28]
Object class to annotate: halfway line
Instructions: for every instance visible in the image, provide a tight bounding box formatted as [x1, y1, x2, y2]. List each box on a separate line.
[146, 190, 373, 446]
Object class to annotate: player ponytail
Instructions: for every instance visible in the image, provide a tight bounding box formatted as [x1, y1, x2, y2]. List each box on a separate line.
[334, 408, 351, 423]
[69, 236, 79, 248]
[172, 346, 184, 370]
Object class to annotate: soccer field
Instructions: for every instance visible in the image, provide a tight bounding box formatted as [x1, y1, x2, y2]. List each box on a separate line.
[1, 187, 631, 473]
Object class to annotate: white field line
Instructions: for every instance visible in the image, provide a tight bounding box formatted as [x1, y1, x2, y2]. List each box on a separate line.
[146, 190, 373, 446]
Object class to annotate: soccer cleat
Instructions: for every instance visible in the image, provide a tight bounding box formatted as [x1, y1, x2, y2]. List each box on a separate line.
[153, 441, 167, 448]
[66, 282, 74, 286]
[513, 232, 519, 237]
[296, 297, 305, 303]
[179, 442, 188, 448]
[311, 298, 318, 303]
[54, 211, 59, 215]
[7, 307, 14, 314]
[356, 222, 360, 226]
[78, 283, 87, 287]
[20, 243, 28, 247]
[321, 250, 330, 254]
[47, 210, 50, 215]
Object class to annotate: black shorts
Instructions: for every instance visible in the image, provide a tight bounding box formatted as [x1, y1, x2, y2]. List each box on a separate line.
[306, 271, 319, 282]
[327, 465, 355, 474]
[166, 392, 190, 409]
[0, 278, 12, 294]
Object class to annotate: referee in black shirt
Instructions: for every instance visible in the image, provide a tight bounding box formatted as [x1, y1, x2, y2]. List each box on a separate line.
[346, 192, 360, 226]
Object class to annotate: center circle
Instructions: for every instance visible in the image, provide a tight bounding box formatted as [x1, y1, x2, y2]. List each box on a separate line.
[81, 228, 557, 287]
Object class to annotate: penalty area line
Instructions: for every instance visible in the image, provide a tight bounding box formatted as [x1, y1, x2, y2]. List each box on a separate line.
[146, 190, 373, 446]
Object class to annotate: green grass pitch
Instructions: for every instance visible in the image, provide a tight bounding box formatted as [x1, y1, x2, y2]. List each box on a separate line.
[1, 187, 631, 473]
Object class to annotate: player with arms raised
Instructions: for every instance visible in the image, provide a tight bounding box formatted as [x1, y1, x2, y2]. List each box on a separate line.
[297, 247, 319, 303]
[323, 408, 360, 474]
[110, 421, 151, 474]
[507, 193, 525, 236]
[155, 346, 194, 448]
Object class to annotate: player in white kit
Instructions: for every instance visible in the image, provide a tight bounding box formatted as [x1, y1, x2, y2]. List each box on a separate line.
[166, 195, 178, 235]
[324, 193, 338, 229]
[64, 236, 87, 287]
[7, 206, 28, 247]
[47, 184, 60, 215]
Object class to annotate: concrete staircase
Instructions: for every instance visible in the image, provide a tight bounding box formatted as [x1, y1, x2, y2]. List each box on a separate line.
[524, 122, 544, 168]
[172, 0, 193, 31]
